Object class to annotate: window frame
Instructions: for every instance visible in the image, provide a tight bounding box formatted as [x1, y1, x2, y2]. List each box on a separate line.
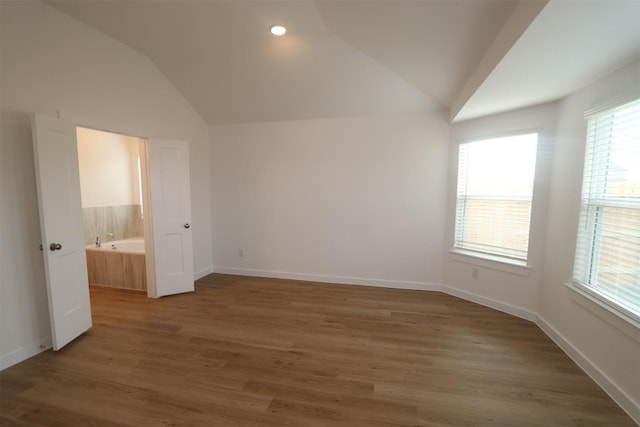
[572, 97, 640, 325]
[452, 130, 540, 269]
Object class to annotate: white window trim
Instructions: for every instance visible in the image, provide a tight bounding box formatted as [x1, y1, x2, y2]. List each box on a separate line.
[572, 96, 640, 329]
[584, 89, 640, 118]
[449, 248, 532, 276]
[453, 129, 540, 273]
[566, 282, 640, 342]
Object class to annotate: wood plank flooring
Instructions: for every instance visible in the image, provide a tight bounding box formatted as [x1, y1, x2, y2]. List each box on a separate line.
[0, 274, 635, 426]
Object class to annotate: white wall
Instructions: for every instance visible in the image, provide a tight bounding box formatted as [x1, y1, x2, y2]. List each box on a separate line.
[537, 59, 640, 422]
[210, 112, 449, 289]
[443, 102, 557, 320]
[77, 127, 142, 208]
[0, 1, 212, 369]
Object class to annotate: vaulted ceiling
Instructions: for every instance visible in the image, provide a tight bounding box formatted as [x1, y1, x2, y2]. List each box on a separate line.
[46, 0, 640, 125]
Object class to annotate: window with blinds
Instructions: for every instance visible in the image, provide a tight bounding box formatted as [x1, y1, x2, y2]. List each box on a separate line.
[573, 98, 640, 321]
[454, 133, 538, 263]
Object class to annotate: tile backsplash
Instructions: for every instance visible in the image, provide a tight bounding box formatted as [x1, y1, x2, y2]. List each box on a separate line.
[83, 204, 143, 246]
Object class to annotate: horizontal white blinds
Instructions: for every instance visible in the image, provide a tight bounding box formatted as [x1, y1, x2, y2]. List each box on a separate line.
[454, 133, 538, 261]
[574, 98, 640, 319]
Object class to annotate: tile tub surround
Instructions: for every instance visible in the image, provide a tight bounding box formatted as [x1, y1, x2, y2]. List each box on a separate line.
[83, 204, 143, 246]
[85, 245, 146, 291]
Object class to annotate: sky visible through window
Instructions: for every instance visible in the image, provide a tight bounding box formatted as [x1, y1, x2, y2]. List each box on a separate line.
[608, 102, 640, 193]
[464, 133, 538, 197]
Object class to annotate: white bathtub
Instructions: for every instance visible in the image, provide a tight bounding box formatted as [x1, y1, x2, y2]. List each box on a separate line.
[86, 238, 145, 254]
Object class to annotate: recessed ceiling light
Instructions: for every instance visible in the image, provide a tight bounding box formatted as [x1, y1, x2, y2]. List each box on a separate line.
[270, 25, 286, 36]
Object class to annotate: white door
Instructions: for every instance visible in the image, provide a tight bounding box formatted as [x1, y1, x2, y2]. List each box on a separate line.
[147, 139, 194, 297]
[31, 113, 92, 350]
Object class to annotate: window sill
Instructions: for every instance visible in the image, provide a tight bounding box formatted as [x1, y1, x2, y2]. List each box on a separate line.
[449, 249, 532, 276]
[566, 282, 639, 343]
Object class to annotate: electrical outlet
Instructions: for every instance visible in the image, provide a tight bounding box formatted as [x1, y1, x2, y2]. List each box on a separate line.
[238, 249, 244, 257]
[471, 267, 479, 279]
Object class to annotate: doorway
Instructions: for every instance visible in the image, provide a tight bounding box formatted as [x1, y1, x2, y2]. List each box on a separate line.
[76, 127, 149, 295]
[32, 112, 195, 349]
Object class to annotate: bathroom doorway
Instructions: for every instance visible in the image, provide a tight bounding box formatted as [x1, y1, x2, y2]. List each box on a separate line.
[76, 127, 149, 295]
[32, 112, 195, 349]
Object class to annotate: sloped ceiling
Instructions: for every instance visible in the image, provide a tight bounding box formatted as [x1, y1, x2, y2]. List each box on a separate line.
[453, 0, 640, 122]
[45, 0, 640, 125]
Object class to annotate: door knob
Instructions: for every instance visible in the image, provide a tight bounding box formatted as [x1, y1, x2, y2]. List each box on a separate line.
[184, 223, 191, 229]
[49, 243, 62, 251]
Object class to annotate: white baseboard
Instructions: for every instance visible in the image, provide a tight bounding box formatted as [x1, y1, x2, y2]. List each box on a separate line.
[441, 285, 537, 322]
[212, 268, 536, 321]
[536, 315, 640, 424]
[212, 267, 442, 292]
[194, 266, 214, 281]
[0, 337, 52, 371]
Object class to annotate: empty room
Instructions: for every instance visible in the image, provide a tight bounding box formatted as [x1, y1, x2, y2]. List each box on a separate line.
[1, 0, 639, 425]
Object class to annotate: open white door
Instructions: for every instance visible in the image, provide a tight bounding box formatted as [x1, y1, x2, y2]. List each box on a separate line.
[31, 113, 92, 350]
[147, 139, 194, 297]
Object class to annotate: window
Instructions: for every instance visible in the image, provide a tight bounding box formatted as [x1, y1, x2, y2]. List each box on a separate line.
[454, 133, 538, 264]
[573, 98, 640, 321]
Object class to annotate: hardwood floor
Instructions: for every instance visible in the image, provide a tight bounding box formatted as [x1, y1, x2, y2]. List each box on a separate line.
[0, 274, 635, 426]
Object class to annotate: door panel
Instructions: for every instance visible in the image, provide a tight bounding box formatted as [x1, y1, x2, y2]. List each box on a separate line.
[31, 113, 92, 350]
[148, 139, 194, 297]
